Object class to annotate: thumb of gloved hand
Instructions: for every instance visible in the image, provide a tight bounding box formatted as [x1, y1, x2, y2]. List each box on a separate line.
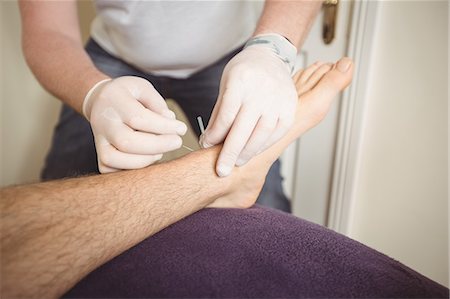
[83, 76, 187, 173]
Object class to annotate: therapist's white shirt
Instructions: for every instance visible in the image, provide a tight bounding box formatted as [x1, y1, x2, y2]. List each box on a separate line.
[91, 0, 265, 78]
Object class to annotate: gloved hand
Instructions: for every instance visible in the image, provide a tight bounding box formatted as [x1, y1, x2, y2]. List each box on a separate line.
[200, 34, 298, 177]
[83, 76, 187, 173]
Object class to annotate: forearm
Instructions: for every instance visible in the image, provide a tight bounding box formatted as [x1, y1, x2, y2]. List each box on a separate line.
[254, 0, 322, 48]
[0, 147, 230, 298]
[19, 0, 108, 114]
[23, 32, 108, 114]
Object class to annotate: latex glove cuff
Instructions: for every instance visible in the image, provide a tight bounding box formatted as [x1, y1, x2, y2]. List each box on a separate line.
[82, 78, 112, 120]
[244, 33, 297, 75]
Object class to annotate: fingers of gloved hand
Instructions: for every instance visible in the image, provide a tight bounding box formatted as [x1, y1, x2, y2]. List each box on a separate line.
[235, 114, 278, 166]
[104, 123, 182, 155]
[117, 76, 173, 117]
[200, 86, 242, 148]
[259, 114, 295, 154]
[216, 108, 260, 177]
[97, 142, 163, 171]
[98, 163, 120, 174]
[117, 100, 187, 135]
[90, 85, 183, 135]
[95, 136, 118, 174]
[202, 86, 224, 139]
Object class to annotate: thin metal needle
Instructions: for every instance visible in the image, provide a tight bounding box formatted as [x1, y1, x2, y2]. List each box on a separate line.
[182, 144, 194, 152]
[181, 116, 205, 152]
[197, 116, 205, 134]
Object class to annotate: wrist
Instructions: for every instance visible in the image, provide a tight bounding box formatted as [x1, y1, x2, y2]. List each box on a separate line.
[245, 33, 298, 74]
[82, 77, 112, 120]
[199, 145, 268, 209]
[204, 146, 236, 199]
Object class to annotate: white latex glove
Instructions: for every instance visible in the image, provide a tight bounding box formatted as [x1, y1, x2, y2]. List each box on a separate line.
[83, 76, 187, 173]
[200, 35, 298, 177]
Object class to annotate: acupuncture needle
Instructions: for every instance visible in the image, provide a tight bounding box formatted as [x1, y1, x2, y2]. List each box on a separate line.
[197, 116, 205, 134]
[181, 116, 205, 152]
[182, 145, 194, 152]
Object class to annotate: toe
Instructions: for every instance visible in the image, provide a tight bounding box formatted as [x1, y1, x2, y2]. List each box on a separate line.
[296, 61, 326, 86]
[299, 57, 353, 119]
[336, 57, 353, 73]
[312, 57, 354, 97]
[292, 70, 303, 83]
[298, 63, 333, 96]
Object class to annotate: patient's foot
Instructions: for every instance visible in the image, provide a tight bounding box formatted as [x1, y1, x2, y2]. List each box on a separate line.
[270, 57, 354, 159]
[210, 58, 353, 208]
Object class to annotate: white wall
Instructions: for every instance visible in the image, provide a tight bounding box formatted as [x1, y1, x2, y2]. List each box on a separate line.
[0, 1, 60, 186]
[349, 1, 449, 287]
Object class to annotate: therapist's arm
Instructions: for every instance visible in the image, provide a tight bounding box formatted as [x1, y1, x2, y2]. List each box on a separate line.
[19, 0, 108, 114]
[254, 0, 322, 48]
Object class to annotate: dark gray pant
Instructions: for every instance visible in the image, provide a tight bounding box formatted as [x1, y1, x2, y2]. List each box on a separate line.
[42, 39, 291, 212]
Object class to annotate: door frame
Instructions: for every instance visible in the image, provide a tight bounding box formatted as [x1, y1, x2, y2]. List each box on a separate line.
[327, 1, 381, 234]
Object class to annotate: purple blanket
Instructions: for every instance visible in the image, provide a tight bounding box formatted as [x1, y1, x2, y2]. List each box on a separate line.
[64, 205, 448, 298]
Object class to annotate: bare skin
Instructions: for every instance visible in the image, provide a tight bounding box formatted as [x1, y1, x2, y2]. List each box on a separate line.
[254, 0, 322, 47]
[0, 58, 353, 298]
[18, 0, 321, 115]
[19, 0, 109, 114]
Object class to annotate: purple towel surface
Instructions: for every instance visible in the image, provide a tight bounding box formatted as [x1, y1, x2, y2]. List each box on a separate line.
[64, 205, 448, 298]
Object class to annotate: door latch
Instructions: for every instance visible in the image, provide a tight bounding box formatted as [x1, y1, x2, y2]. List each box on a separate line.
[323, 0, 339, 45]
